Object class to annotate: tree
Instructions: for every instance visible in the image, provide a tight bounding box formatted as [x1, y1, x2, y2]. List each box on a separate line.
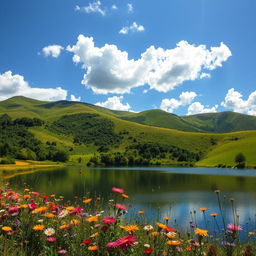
[235, 153, 246, 168]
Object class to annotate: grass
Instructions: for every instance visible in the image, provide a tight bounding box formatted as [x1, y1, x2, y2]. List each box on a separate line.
[0, 185, 256, 255]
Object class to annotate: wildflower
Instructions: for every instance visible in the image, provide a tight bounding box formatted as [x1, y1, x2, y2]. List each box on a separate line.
[122, 193, 129, 199]
[103, 216, 116, 224]
[227, 224, 242, 231]
[86, 216, 98, 223]
[2, 226, 12, 232]
[144, 244, 150, 248]
[59, 224, 70, 230]
[88, 245, 98, 251]
[46, 237, 56, 242]
[45, 213, 55, 219]
[200, 208, 207, 212]
[66, 206, 75, 211]
[70, 207, 83, 215]
[156, 222, 167, 230]
[83, 239, 91, 244]
[20, 204, 28, 209]
[44, 228, 55, 236]
[167, 240, 181, 246]
[195, 228, 208, 237]
[28, 202, 37, 210]
[58, 209, 69, 218]
[90, 232, 99, 238]
[115, 203, 126, 210]
[166, 232, 177, 239]
[7, 206, 19, 216]
[210, 213, 218, 217]
[23, 194, 30, 199]
[58, 249, 67, 254]
[144, 248, 153, 254]
[164, 217, 171, 221]
[83, 198, 92, 204]
[32, 206, 47, 214]
[107, 235, 136, 249]
[138, 210, 144, 214]
[112, 187, 124, 194]
[33, 225, 45, 231]
[150, 232, 159, 237]
[120, 225, 139, 233]
[143, 225, 153, 231]
[70, 219, 80, 226]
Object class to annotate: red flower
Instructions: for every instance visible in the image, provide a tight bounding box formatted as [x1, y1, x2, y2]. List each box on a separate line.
[70, 207, 83, 215]
[47, 237, 56, 242]
[144, 248, 153, 254]
[112, 187, 124, 194]
[107, 235, 136, 249]
[83, 239, 91, 244]
[103, 216, 116, 224]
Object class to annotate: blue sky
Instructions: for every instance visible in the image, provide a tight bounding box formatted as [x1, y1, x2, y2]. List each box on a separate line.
[1, 0, 256, 115]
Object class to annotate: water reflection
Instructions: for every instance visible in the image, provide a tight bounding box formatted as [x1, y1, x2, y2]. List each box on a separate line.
[5, 167, 256, 232]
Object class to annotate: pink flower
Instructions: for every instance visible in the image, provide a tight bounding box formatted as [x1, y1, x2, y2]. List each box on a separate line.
[112, 187, 124, 194]
[103, 216, 116, 224]
[58, 249, 67, 254]
[70, 207, 83, 215]
[227, 224, 242, 231]
[7, 206, 19, 216]
[28, 202, 37, 210]
[107, 235, 136, 249]
[115, 203, 126, 210]
[47, 237, 56, 242]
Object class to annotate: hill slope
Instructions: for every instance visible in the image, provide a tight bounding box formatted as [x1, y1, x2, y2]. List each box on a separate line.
[0, 96, 256, 167]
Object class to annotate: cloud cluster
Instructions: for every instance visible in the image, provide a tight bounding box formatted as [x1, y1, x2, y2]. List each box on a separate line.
[127, 3, 133, 13]
[70, 95, 81, 101]
[0, 71, 67, 101]
[187, 102, 218, 115]
[67, 35, 231, 94]
[75, 1, 105, 16]
[221, 88, 256, 115]
[42, 45, 64, 58]
[119, 22, 144, 34]
[95, 96, 131, 111]
[160, 91, 197, 113]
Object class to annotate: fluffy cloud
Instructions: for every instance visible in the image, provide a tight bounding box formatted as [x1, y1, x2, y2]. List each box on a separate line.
[95, 96, 131, 111]
[70, 95, 81, 101]
[0, 71, 67, 101]
[221, 88, 256, 115]
[187, 102, 218, 115]
[67, 35, 231, 94]
[127, 3, 133, 13]
[160, 91, 197, 113]
[119, 22, 145, 34]
[42, 45, 64, 58]
[111, 4, 117, 10]
[75, 1, 105, 16]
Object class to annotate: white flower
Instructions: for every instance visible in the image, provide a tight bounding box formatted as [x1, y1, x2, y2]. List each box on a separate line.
[58, 209, 68, 218]
[144, 244, 150, 248]
[44, 228, 55, 236]
[143, 225, 154, 231]
[37, 219, 44, 223]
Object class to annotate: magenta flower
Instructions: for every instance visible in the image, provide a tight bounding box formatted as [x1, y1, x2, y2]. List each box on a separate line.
[70, 207, 83, 215]
[58, 249, 68, 254]
[227, 224, 242, 231]
[7, 206, 19, 216]
[112, 187, 124, 194]
[47, 237, 56, 242]
[115, 203, 126, 210]
[107, 235, 136, 249]
[103, 216, 116, 224]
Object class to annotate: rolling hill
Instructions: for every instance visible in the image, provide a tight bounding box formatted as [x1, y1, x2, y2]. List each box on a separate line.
[0, 96, 256, 168]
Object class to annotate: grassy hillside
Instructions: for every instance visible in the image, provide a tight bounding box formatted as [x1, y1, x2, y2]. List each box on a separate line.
[0, 96, 256, 168]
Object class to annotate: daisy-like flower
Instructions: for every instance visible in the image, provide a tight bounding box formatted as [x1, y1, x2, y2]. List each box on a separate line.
[45, 213, 55, 219]
[195, 228, 208, 237]
[167, 240, 181, 246]
[88, 245, 98, 251]
[44, 228, 55, 236]
[83, 198, 92, 204]
[227, 224, 242, 231]
[166, 232, 177, 239]
[103, 216, 116, 224]
[120, 225, 139, 233]
[58, 209, 69, 218]
[107, 235, 136, 249]
[86, 216, 98, 223]
[143, 225, 153, 231]
[115, 203, 126, 210]
[33, 225, 45, 231]
[2, 226, 12, 232]
[47, 237, 56, 242]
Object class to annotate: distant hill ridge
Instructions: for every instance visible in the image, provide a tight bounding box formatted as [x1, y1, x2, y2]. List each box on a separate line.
[1, 96, 256, 133]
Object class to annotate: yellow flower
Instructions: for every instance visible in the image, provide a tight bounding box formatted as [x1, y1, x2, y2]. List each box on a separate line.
[32, 207, 47, 214]
[195, 228, 208, 237]
[90, 232, 99, 238]
[83, 198, 92, 204]
[166, 232, 177, 239]
[70, 219, 80, 226]
[200, 208, 207, 212]
[150, 231, 160, 237]
[156, 222, 167, 230]
[2, 226, 12, 232]
[66, 206, 75, 211]
[120, 225, 139, 232]
[59, 224, 70, 230]
[138, 210, 145, 214]
[86, 216, 98, 223]
[20, 204, 28, 208]
[33, 225, 45, 231]
[88, 245, 98, 251]
[45, 213, 55, 219]
[167, 240, 181, 246]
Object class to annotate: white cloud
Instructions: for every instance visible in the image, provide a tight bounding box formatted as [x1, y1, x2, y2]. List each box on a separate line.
[0, 71, 67, 101]
[70, 95, 81, 101]
[187, 102, 218, 115]
[160, 91, 197, 113]
[127, 3, 133, 13]
[95, 96, 131, 111]
[111, 4, 118, 10]
[221, 88, 256, 115]
[119, 22, 145, 34]
[67, 35, 231, 94]
[76, 1, 106, 16]
[42, 45, 64, 58]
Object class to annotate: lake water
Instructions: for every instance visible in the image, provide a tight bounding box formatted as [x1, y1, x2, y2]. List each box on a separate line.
[3, 167, 256, 234]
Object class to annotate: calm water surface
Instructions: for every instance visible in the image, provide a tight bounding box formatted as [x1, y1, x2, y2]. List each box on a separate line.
[4, 167, 256, 232]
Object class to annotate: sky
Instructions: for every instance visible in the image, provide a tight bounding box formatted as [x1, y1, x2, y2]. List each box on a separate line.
[1, 0, 256, 116]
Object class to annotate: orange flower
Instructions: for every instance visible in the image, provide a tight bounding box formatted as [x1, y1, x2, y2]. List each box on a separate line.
[66, 206, 75, 211]
[90, 232, 99, 238]
[195, 228, 208, 237]
[120, 225, 139, 232]
[32, 206, 47, 214]
[83, 198, 92, 204]
[24, 188, 30, 192]
[138, 210, 144, 214]
[20, 204, 28, 209]
[210, 213, 218, 217]
[164, 217, 171, 221]
[122, 193, 129, 199]
[45, 213, 55, 219]
[88, 245, 98, 251]
[200, 208, 207, 212]
[70, 219, 80, 226]
[167, 240, 181, 246]
[50, 194, 56, 197]
[156, 222, 167, 230]
[59, 224, 70, 230]
[86, 216, 98, 223]
[33, 225, 45, 231]
[23, 194, 30, 199]
[150, 232, 159, 237]
[2, 226, 12, 232]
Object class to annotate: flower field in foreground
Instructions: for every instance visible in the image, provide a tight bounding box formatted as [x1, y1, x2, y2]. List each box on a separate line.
[0, 185, 255, 256]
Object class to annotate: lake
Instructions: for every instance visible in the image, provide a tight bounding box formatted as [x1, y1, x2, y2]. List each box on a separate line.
[3, 166, 256, 234]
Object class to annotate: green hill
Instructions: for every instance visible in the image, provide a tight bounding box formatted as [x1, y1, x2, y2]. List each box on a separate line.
[0, 96, 256, 168]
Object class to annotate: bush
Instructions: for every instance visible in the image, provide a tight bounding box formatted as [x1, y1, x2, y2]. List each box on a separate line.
[0, 157, 15, 164]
